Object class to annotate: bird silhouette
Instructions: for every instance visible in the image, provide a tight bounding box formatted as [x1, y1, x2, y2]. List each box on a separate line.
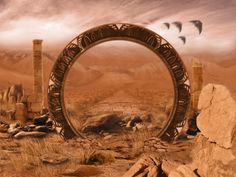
[190, 20, 203, 34]
[179, 36, 186, 44]
[163, 22, 170, 29]
[172, 21, 182, 32]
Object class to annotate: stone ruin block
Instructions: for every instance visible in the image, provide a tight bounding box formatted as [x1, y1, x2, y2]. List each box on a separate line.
[15, 103, 28, 123]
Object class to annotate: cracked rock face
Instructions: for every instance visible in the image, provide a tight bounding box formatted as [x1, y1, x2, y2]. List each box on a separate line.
[191, 135, 236, 177]
[197, 84, 236, 148]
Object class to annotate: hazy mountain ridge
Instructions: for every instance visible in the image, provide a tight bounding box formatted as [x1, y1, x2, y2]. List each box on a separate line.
[0, 48, 235, 93]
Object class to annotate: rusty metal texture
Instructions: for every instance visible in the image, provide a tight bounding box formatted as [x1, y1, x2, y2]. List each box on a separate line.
[47, 23, 191, 141]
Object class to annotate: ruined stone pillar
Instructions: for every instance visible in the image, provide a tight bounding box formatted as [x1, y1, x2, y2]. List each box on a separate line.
[191, 60, 203, 111]
[32, 39, 44, 111]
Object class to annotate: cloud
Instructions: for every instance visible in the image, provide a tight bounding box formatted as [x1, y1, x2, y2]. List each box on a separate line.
[0, 0, 235, 54]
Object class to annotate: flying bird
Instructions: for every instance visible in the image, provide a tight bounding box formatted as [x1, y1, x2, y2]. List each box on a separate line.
[163, 22, 170, 29]
[172, 21, 182, 32]
[190, 20, 203, 34]
[179, 36, 186, 44]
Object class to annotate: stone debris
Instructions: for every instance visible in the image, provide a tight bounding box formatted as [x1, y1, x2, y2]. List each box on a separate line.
[0, 111, 56, 139]
[34, 125, 51, 133]
[127, 116, 143, 128]
[7, 123, 21, 135]
[66, 137, 103, 149]
[14, 131, 47, 139]
[33, 114, 49, 126]
[122, 155, 161, 177]
[143, 137, 169, 153]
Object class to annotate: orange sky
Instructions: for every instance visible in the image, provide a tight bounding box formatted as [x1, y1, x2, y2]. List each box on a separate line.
[0, 0, 235, 55]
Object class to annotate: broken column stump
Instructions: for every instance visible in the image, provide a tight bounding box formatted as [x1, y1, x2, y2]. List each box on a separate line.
[15, 103, 28, 123]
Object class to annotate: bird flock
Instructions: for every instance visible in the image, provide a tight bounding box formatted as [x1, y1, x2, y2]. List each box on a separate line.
[163, 20, 203, 44]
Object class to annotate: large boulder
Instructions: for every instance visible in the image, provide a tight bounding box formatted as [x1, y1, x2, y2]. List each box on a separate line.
[191, 135, 236, 177]
[197, 84, 236, 148]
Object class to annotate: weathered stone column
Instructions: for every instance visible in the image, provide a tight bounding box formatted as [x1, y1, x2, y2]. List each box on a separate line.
[32, 39, 44, 112]
[191, 60, 203, 111]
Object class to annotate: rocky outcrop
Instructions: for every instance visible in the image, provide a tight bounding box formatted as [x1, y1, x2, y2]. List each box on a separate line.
[191, 135, 236, 177]
[197, 84, 236, 148]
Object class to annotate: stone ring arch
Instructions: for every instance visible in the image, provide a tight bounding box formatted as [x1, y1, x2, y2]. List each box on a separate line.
[48, 23, 191, 141]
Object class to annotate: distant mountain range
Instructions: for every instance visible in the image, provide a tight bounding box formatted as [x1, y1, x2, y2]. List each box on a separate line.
[0, 44, 235, 96]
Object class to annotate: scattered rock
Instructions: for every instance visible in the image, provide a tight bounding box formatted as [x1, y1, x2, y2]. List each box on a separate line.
[126, 121, 132, 128]
[104, 134, 113, 140]
[122, 155, 161, 177]
[143, 137, 169, 153]
[82, 114, 122, 133]
[40, 153, 69, 165]
[46, 119, 53, 127]
[132, 123, 144, 132]
[129, 116, 143, 127]
[197, 84, 236, 148]
[34, 126, 51, 133]
[7, 123, 21, 135]
[14, 131, 47, 139]
[21, 125, 33, 132]
[28, 124, 36, 129]
[33, 114, 48, 126]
